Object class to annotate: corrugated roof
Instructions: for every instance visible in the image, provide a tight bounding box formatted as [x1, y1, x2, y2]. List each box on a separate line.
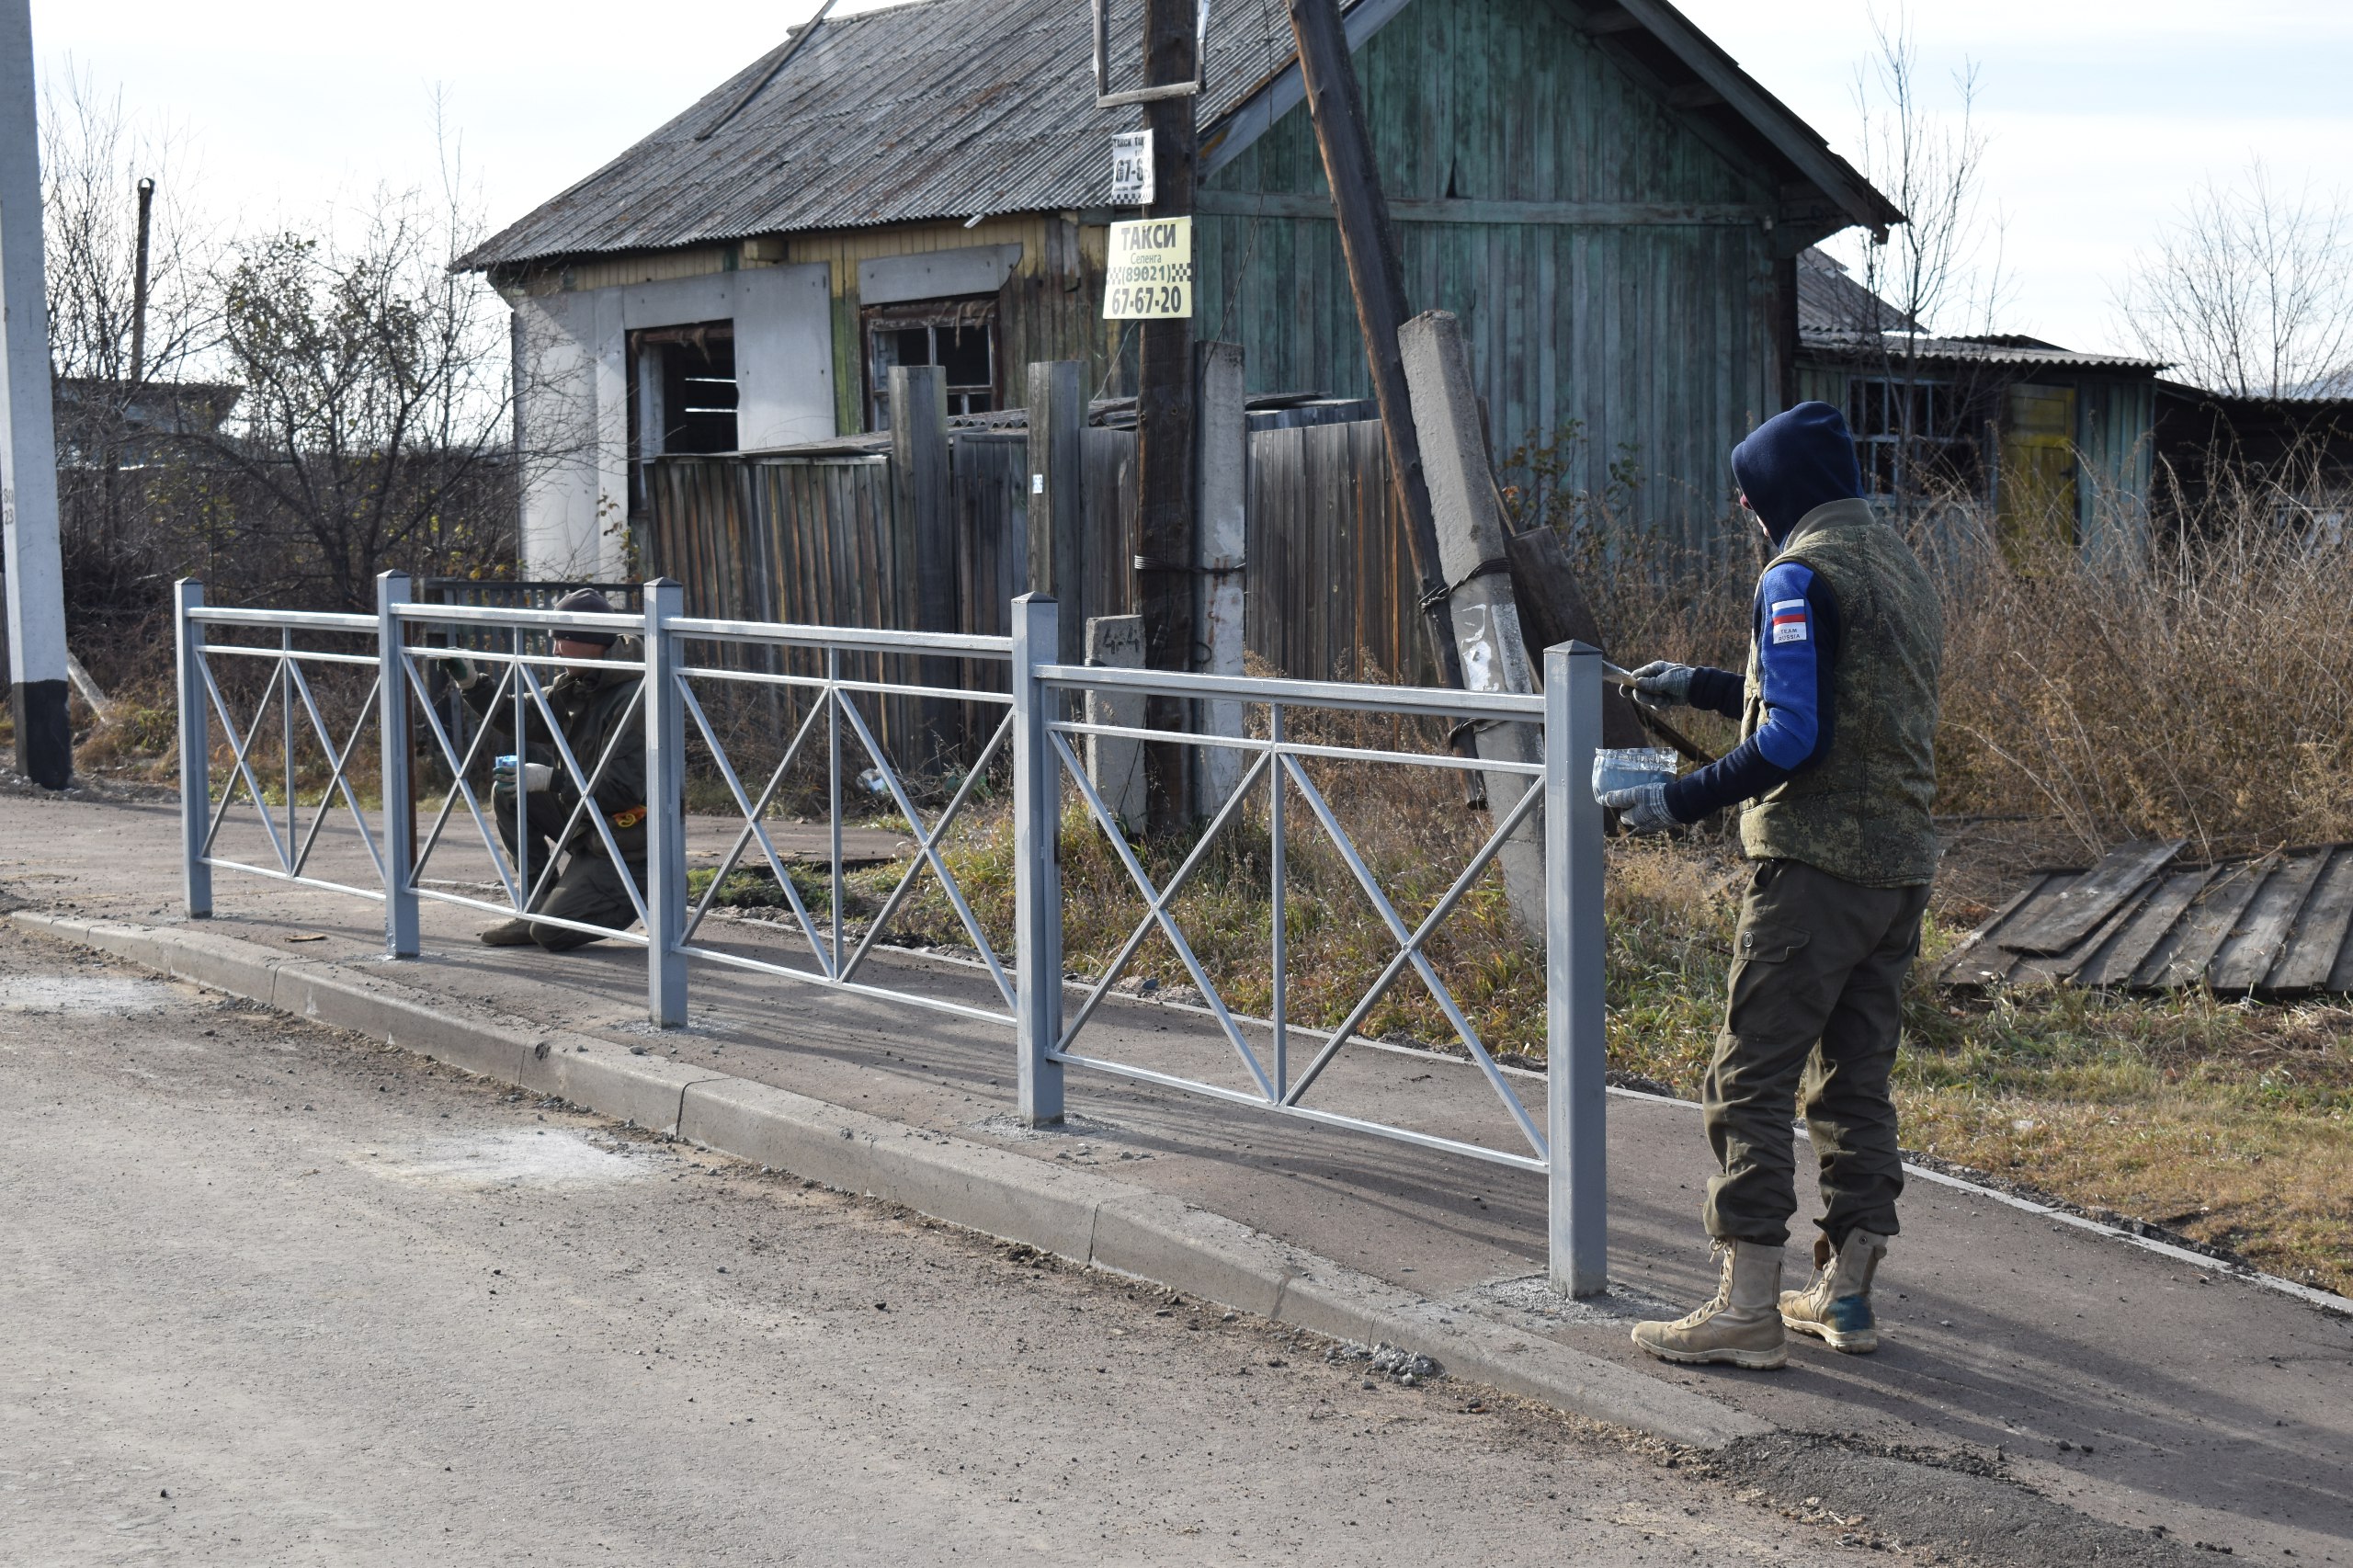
[1802, 330, 2162, 375]
[1795, 246, 1918, 335]
[462, 0, 1896, 271]
[462, 0, 1308, 269]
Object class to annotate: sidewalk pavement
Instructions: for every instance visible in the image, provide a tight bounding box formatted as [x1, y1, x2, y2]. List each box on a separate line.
[5, 789, 2347, 1561]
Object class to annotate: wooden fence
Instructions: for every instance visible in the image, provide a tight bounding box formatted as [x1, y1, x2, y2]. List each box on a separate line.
[644, 408, 1432, 764]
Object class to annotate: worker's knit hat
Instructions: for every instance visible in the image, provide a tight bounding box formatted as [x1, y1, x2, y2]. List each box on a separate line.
[551, 587, 620, 647]
[1731, 401, 1864, 542]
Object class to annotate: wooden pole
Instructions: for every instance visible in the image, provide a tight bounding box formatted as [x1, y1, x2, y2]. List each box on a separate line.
[890, 364, 957, 769]
[1023, 359, 1086, 664]
[1283, 0, 1464, 698]
[1134, 0, 1199, 831]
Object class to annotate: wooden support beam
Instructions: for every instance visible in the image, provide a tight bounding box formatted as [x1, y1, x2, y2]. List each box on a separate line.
[890, 364, 958, 769]
[1284, 0, 1467, 703]
[1136, 0, 1199, 832]
[1502, 526, 1651, 752]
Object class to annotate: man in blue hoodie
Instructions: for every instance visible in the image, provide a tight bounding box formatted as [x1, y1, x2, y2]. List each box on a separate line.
[1599, 402, 1942, 1369]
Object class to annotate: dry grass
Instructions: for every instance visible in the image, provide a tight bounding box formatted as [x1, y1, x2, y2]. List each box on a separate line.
[1935, 513, 2353, 858]
[1553, 482, 2353, 858]
[848, 786, 2353, 1293]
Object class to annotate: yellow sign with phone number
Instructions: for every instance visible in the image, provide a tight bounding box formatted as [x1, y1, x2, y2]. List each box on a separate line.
[1102, 218, 1193, 320]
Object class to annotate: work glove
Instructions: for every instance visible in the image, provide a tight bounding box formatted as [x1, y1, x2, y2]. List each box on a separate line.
[1598, 782, 1677, 835]
[1627, 660, 1695, 711]
[426, 649, 483, 690]
[493, 756, 554, 793]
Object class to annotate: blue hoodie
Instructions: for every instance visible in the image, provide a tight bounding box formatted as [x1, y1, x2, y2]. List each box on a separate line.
[1662, 403, 1862, 824]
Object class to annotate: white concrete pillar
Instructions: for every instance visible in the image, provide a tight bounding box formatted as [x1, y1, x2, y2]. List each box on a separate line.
[0, 0, 68, 786]
[1195, 341, 1246, 812]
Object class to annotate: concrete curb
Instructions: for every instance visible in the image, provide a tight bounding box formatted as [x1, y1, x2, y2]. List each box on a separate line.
[11, 908, 1761, 1449]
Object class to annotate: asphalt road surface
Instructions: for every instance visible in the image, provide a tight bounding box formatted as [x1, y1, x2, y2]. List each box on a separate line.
[0, 925, 1922, 1567]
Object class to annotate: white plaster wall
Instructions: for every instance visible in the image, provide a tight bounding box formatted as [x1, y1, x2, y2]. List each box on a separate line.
[516, 263, 835, 581]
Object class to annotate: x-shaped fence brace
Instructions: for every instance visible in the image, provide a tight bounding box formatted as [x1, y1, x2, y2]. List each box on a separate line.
[673, 661, 1017, 1020]
[193, 637, 387, 895]
[398, 643, 650, 941]
[1047, 718, 1550, 1167]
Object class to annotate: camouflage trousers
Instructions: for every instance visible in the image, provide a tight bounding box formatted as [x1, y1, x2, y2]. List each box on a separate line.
[1701, 857, 1931, 1249]
[493, 786, 644, 953]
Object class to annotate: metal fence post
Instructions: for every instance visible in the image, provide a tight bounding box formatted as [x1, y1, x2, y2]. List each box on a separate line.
[644, 577, 688, 1027]
[1546, 640, 1608, 1297]
[1012, 592, 1064, 1125]
[175, 578, 211, 919]
[378, 571, 418, 957]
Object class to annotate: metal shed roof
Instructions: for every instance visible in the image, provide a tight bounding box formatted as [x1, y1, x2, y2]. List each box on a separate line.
[462, 0, 1897, 271]
[1801, 331, 2163, 375]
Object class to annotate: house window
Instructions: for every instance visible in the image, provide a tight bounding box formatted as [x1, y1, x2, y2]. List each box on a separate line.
[864, 299, 997, 429]
[1847, 375, 1984, 498]
[630, 322, 739, 457]
[627, 322, 738, 523]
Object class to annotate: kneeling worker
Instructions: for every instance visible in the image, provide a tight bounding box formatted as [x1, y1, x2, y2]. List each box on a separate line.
[446, 588, 650, 950]
[1598, 402, 1941, 1369]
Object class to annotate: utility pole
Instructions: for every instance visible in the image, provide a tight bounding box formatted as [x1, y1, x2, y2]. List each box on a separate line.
[0, 0, 70, 789]
[1132, 0, 1199, 833]
[131, 176, 154, 385]
[1282, 0, 1465, 699]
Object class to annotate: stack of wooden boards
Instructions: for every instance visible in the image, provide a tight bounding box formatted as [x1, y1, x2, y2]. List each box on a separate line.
[1937, 840, 2353, 996]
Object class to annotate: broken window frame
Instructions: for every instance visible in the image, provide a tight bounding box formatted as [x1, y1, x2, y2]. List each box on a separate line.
[626, 321, 739, 524]
[862, 297, 999, 430]
[1847, 372, 1991, 501]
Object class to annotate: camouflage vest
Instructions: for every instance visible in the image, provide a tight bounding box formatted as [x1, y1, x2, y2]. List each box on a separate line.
[1738, 497, 1943, 888]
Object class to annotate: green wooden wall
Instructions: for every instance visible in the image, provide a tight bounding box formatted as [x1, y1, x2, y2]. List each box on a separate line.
[1196, 0, 1783, 551]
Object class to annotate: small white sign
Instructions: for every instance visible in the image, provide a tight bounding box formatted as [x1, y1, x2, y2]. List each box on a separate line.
[1110, 130, 1154, 206]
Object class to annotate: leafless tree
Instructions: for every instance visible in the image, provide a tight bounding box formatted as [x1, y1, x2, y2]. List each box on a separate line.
[40, 66, 218, 579]
[1847, 9, 2006, 346]
[2119, 162, 2353, 400]
[1822, 6, 2011, 518]
[190, 199, 510, 608]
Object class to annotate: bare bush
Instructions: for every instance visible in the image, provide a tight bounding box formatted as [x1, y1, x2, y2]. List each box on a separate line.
[2119, 161, 2353, 400]
[1934, 493, 2353, 858]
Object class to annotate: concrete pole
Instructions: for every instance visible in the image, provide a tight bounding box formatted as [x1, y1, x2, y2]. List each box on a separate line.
[1400, 308, 1545, 941]
[1083, 613, 1146, 835]
[1194, 341, 1247, 812]
[0, 0, 69, 788]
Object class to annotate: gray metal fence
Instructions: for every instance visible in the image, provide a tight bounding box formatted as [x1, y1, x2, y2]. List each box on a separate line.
[174, 574, 1609, 1297]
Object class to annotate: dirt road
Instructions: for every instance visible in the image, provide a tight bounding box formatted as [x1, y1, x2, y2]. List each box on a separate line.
[0, 926, 1910, 1566]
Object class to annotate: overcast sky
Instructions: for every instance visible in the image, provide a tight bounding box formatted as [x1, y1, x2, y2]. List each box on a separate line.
[29, 0, 2353, 358]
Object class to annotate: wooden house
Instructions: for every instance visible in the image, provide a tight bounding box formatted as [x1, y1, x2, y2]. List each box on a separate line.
[1792, 248, 2163, 559]
[464, 0, 1897, 581]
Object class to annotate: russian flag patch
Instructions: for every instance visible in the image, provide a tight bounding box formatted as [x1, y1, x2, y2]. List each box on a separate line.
[1769, 597, 1808, 644]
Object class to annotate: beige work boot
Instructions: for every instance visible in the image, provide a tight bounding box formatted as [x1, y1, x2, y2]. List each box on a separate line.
[478, 917, 538, 947]
[1631, 1241, 1787, 1369]
[1779, 1230, 1889, 1353]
